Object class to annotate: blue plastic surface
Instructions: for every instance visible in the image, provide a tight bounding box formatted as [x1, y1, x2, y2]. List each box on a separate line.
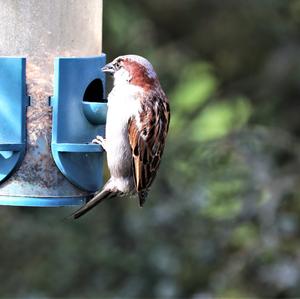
[0, 57, 28, 182]
[51, 55, 107, 192]
[0, 196, 86, 207]
[52, 143, 103, 153]
[82, 101, 108, 125]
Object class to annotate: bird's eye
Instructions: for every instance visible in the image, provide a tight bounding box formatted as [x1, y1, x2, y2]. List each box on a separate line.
[115, 61, 121, 70]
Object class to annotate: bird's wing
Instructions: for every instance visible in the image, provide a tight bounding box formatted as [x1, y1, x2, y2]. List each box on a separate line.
[128, 95, 170, 206]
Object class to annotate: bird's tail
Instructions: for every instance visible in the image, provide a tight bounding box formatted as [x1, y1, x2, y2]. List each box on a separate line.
[138, 190, 148, 207]
[73, 188, 116, 219]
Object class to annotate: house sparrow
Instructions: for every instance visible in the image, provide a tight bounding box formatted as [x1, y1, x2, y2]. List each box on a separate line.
[73, 55, 170, 219]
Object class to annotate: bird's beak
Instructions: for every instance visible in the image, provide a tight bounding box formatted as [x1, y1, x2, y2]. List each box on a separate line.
[101, 62, 115, 75]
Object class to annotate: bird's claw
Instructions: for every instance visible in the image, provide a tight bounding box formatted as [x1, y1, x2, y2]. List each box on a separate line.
[92, 135, 104, 144]
[92, 135, 107, 151]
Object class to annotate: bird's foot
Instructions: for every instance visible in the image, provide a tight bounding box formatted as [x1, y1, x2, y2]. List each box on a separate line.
[92, 135, 107, 151]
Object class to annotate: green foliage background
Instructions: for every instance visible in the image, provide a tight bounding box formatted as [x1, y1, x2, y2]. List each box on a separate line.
[2, 1, 300, 298]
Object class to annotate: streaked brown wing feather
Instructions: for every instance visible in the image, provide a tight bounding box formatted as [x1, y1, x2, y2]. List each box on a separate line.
[128, 95, 170, 204]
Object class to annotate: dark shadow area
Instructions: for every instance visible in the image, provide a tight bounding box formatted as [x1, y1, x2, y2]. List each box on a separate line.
[83, 79, 106, 103]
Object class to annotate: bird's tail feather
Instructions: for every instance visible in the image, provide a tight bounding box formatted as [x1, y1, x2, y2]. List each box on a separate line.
[73, 189, 115, 219]
[138, 190, 148, 207]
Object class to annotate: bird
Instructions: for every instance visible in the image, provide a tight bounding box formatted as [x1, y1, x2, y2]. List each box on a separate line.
[73, 55, 170, 219]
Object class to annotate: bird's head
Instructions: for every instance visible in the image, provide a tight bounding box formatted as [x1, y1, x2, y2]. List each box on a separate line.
[102, 55, 158, 90]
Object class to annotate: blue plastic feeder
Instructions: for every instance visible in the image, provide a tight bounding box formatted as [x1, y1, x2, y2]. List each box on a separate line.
[0, 55, 107, 206]
[0, 0, 105, 206]
[51, 56, 107, 193]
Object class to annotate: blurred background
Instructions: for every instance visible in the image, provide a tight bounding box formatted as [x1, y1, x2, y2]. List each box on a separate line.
[1, 0, 300, 297]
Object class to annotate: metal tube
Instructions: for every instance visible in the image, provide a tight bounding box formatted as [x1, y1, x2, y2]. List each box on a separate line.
[0, 0, 103, 203]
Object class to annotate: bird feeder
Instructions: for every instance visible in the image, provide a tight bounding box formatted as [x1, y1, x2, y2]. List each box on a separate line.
[0, 0, 107, 206]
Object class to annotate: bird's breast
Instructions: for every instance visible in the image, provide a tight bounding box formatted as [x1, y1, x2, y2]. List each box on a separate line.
[105, 90, 141, 179]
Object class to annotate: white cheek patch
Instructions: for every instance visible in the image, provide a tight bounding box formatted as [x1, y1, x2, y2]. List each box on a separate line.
[114, 68, 131, 86]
